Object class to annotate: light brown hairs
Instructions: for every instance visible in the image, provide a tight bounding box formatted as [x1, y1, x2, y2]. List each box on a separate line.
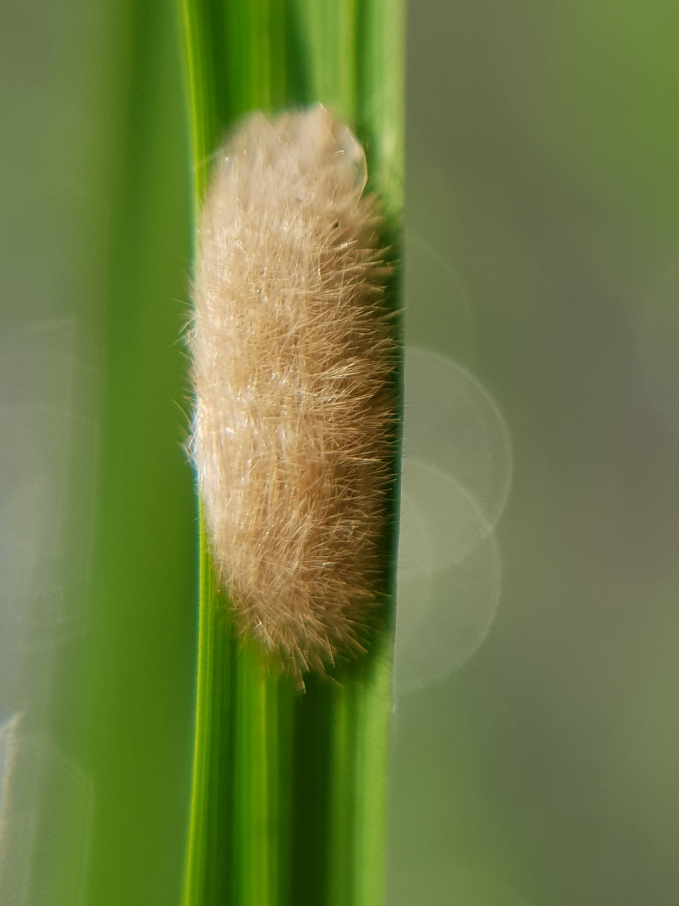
[189, 106, 396, 676]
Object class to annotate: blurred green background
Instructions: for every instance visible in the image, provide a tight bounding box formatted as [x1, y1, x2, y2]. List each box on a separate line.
[1, 0, 678, 904]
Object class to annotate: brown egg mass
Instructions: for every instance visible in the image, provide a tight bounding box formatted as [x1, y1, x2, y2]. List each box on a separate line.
[189, 105, 396, 675]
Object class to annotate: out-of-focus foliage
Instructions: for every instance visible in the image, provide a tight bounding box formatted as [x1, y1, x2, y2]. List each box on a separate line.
[1, 1, 195, 903]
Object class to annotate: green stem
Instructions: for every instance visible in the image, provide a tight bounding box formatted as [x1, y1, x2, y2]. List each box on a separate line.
[179, 1, 405, 903]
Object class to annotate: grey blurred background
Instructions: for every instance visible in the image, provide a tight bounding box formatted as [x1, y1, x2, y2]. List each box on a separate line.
[389, 2, 679, 905]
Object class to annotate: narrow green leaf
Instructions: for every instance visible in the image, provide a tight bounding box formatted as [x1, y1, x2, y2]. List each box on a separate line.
[179, 1, 405, 903]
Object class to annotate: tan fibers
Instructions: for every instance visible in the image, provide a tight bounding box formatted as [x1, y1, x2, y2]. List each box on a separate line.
[189, 106, 396, 675]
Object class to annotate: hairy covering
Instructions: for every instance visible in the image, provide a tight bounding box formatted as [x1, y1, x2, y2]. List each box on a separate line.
[190, 106, 396, 675]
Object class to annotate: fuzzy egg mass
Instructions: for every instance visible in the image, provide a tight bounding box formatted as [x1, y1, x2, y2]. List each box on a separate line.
[189, 106, 396, 675]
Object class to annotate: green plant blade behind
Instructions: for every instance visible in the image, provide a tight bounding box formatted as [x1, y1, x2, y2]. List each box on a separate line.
[180, 1, 405, 904]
